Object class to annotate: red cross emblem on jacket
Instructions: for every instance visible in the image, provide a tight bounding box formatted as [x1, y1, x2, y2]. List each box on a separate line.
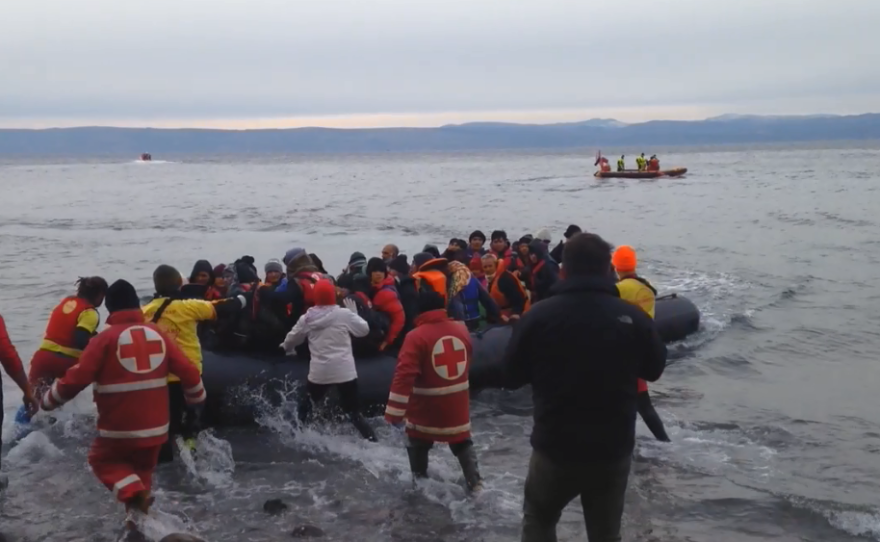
[384, 309, 473, 443]
[116, 326, 167, 374]
[431, 336, 468, 380]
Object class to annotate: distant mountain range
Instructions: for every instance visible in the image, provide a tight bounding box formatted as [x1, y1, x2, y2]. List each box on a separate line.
[1, 113, 879, 155]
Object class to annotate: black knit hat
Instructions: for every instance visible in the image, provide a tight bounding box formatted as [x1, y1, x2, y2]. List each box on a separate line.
[491, 230, 507, 241]
[563, 224, 582, 239]
[105, 280, 141, 313]
[422, 244, 441, 259]
[418, 289, 446, 314]
[388, 254, 410, 275]
[366, 257, 387, 276]
[412, 252, 434, 270]
[469, 230, 486, 242]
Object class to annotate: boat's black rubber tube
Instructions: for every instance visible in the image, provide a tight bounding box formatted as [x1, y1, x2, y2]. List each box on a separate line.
[202, 294, 701, 426]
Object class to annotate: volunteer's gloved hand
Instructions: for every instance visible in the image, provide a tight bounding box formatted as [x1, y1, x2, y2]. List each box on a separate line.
[342, 298, 358, 314]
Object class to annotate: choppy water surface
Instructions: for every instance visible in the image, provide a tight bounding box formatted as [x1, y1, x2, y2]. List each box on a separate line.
[2, 145, 880, 541]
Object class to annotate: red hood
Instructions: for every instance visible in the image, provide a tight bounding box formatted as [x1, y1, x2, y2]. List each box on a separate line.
[106, 309, 146, 325]
[415, 309, 450, 326]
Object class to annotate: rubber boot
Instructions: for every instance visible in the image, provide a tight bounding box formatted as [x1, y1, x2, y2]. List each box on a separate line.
[406, 446, 430, 483]
[349, 414, 378, 442]
[124, 491, 154, 538]
[455, 445, 483, 492]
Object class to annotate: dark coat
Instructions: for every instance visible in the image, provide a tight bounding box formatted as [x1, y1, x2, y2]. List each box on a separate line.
[503, 275, 667, 463]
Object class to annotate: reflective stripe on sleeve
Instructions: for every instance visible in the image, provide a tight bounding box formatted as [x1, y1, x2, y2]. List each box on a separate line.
[384, 406, 407, 417]
[388, 392, 409, 404]
[412, 381, 469, 396]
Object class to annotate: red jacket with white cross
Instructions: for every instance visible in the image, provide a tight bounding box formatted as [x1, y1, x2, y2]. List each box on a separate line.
[384, 309, 473, 443]
[41, 309, 205, 448]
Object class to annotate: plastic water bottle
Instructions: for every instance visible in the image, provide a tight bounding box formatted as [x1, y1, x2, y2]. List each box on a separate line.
[14, 404, 31, 425]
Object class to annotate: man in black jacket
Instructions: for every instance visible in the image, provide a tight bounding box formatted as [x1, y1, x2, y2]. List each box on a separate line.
[504, 232, 667, 542]
[526, 239, 560, 302]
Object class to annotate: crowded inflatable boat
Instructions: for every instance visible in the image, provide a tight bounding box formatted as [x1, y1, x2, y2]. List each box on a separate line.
[11, 226, 700, 429]
[0, 225, 698, 530]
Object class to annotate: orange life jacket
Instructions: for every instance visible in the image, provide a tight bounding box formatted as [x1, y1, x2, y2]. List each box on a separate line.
[413, 261, 449, 305]
[41, 296, 96, 357]
[489, 267, 531, 315]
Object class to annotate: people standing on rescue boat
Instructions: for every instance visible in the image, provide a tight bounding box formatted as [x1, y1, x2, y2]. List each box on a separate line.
[40, 279, 206, 529]
[20, 277, 108, 423]
[1, 312, 39, 476]
[282, 279, 376, 442]
[482, 254, 529, 322]
[384, 290, 482, 491]
[503, 233, 667, 542]
[636, 152, 647, 171]
[526, 239, 560, 302]
[366, 258, 405, 351]
[143, 264, 249, 463]
[646, 155, 660, 172]
[618, 155, 626, 172]
[613, 245, 670, 443]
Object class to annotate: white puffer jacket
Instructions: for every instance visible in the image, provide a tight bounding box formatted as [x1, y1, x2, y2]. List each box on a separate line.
[281, 305, 370, 385]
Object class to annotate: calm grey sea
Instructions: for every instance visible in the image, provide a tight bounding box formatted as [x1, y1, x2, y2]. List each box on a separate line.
[2, 144, 880, 542]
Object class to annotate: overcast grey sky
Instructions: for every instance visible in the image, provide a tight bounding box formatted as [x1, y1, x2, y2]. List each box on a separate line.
[1, 0, 878, 128]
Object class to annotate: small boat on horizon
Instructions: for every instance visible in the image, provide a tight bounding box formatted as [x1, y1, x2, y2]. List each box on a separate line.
[139, 153, 152, 161]
[595, 167, 688, 179]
